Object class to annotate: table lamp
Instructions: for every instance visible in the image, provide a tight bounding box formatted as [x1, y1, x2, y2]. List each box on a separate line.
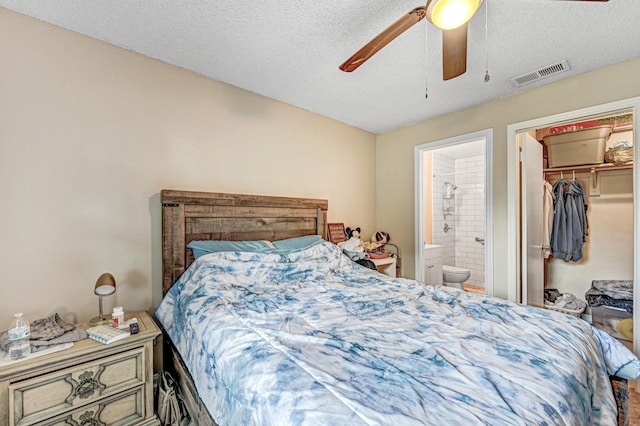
[90, 273, 116, 326]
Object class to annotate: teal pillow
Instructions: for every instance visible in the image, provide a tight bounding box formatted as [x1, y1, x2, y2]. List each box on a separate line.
[272, 235, 324, 251]
[187, 240, 272, 258]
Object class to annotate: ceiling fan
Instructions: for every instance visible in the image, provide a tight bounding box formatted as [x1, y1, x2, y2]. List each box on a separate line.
[339, 0, 609, 81]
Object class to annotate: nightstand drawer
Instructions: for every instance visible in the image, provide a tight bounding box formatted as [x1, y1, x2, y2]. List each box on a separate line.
[41, 385, 145, 426]
[10, 347, 145, 426]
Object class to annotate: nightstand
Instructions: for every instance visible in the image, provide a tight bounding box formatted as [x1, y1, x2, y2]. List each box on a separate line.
[0, 311, 160, 425]
[371, 257, 397, 277]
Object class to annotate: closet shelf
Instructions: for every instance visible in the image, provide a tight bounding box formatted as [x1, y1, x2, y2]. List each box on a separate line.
[544, 162, 632, 175]
[544, 162, 632, 189]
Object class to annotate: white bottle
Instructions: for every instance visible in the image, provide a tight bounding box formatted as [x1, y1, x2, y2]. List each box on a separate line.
[112, 306, 124, 328]
[8, 313, 30, 361]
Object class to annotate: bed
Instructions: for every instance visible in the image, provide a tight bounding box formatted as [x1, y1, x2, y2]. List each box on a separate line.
[156, 189, 639, 425]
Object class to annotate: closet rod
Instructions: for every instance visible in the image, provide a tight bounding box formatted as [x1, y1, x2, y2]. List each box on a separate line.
[544, 163, 632, 189]
[543, 163, 632, 176]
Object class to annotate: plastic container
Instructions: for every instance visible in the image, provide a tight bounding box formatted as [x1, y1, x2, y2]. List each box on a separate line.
[112, 306, 124, 327]
[591, 305, 633, 341]
[543, 125, 612, 168]
[8, 313, 31, 360]
[544, 303, 585, 317]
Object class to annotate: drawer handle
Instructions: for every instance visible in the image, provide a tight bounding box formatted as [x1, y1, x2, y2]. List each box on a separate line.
[80, 409, 101, 426]
[76, 371, 100, 399]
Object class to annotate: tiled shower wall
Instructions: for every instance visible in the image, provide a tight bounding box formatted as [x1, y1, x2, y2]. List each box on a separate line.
[432, 152, 455, 265]
[432, 153, 485, 287]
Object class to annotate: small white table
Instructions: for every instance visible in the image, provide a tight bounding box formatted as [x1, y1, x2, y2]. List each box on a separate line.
[371, 257, 397, 277]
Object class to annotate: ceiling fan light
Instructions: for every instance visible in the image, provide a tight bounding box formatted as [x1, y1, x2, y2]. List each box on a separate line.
[426, 0, 482, 30]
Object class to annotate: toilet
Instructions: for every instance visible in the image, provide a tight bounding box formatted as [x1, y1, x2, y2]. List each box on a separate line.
[442, 265, 470, 289]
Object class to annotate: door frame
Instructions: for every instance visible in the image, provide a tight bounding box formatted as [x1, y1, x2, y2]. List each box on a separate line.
[414, 128, 494, 296]
[520, 132, 545, 307]
[506, 96, 640, 353]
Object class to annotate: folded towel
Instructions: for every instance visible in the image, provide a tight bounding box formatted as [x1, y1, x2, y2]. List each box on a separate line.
[0, 313, 87, 353]
[613, 141, 632, 149]
[551, 293, 586, 311]
[592, 280, 633, 300]
[29, 328, 87, 351]
[30, 313, 76, 340]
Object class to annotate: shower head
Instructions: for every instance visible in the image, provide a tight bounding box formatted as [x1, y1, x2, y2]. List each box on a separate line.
[443, 182, 457, 199]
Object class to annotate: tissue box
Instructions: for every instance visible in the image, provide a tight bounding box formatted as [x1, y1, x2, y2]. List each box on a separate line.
[591, 305, 633, 341]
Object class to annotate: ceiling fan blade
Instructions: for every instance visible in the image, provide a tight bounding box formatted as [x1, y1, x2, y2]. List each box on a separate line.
[339, 6, 426, 72]
[442, 22, 467, 80]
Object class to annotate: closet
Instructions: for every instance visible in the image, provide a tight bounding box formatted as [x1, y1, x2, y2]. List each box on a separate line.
[521, 111, 634, 347]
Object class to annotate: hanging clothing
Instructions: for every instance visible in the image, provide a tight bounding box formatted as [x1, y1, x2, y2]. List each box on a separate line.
[573, 180, 588, 242]
[566, 180, 588, 261]
[542, 181, 555, 259]
[550, 179, 569, 260]
[549, 178, 588, 262]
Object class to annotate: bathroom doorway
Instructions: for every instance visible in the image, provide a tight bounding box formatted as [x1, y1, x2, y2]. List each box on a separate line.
[414, 129, 494, 296]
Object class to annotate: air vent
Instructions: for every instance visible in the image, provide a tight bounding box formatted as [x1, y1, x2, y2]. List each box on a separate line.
[510, 60, 571, 87]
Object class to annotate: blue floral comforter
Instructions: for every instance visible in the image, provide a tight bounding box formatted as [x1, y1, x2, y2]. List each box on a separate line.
[156, 241, 638, 425]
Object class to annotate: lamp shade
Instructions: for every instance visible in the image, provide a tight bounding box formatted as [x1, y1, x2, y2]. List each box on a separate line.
[94, 273, 116, 296]
[426, 0, 482, 30]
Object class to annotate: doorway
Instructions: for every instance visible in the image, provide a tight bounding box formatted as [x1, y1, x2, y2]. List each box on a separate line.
[507, 96, 640, 354]
[414, 129, 494, 296]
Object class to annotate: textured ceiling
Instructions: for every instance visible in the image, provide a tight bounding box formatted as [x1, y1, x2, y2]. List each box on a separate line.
[2, 0, 639, 134]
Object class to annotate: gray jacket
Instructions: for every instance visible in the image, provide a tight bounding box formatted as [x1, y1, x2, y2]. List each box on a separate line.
[550, 179, 588, 262]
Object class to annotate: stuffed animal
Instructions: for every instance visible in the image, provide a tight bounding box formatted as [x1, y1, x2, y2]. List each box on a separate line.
[364, 231, 391, 251]
[346, 227, 361, 240]
[338, 227, 364, 253]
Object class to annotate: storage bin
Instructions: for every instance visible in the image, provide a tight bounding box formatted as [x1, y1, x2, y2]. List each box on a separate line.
[543, 289, 586, 317]
[544, 303, 585, 317]
[543, 125, 612, 168]
[591, 305, 633, 341]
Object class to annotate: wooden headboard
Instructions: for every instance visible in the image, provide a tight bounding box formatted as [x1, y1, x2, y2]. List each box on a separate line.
[161, 190, 328, 294]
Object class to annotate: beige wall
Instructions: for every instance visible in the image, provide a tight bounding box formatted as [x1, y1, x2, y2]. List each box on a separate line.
[377, 57, 640, 298]
[3, 7, 640, 327]
[0, 9, 376, 326]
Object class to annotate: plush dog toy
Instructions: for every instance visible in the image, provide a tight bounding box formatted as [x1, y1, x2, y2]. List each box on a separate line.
[364, 231, 391, 251]
[372, 231, 390, 245]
